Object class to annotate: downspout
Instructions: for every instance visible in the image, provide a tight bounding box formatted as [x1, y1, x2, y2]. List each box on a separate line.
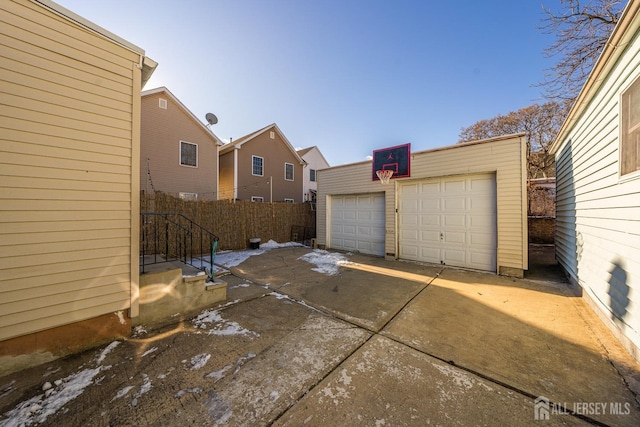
[233, 148, 238, 201]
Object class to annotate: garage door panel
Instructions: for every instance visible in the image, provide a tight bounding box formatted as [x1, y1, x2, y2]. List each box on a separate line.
[420, 248, 440, 262]
[443, 214, 465, 227]
[421, 214, 440, 226]
[421, 230, 440, 243]
[400, 214, 419, 226]
[331, 193, 385, 256]
[443, 232, 465, 244]
[421, 199, 440, 210]
[399, 174, 496, 272]
[401, 229, 419, 240]
[470, 177, 494, 191]
[400, 245, 418, 257]
[421, 182, 440, 192]
[443, 198, 465, 210]
[443, 249, 465, 264]
[444, 180, 465, 192]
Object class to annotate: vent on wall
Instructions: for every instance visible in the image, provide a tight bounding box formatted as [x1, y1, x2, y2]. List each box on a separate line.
[270, 131, 275, 139]
[159, 98, 168, 109]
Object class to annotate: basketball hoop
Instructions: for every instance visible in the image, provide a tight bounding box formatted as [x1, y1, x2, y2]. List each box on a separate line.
[376, 169, 394, 185]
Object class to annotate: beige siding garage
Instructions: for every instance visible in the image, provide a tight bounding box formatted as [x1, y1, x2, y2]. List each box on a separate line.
[0, 0, 155, 344]
[317, 134, 527, 276]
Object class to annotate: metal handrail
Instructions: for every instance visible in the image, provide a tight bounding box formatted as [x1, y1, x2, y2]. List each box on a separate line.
[140, 212, 219, 277]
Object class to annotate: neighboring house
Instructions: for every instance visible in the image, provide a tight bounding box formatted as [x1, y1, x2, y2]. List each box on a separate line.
[0, 0, 156, 375]
[550, 2, 640, 362]
[297, 146, 330, 204]
[218, 123, 306, 202]
[317, 134, 528, 277]
[141, 87, 223, 201]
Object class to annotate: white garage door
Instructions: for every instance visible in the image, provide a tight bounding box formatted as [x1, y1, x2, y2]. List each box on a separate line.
[399, 174, 496, 271]
[330, 193, 385, 256]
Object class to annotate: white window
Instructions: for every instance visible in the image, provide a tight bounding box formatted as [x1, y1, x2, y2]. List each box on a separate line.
[251, 196, 264, 202]
[179, 192, 198, 201]
[180, 141, 197, 167]
[159, 98, 167, 109]
[285, 163, 294, 181]
[621, 76, 640, 176]
[270, 131, 275, 139]
[284, 198, 294, 203]
[252, 156, 264, 176]
[310, 169, 317, 182]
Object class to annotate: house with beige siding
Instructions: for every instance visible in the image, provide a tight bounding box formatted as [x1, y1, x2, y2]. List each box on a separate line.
[550, 1, 640, 362]
[141, 87, 223, 200]
[219, 123, 306, 202]
[297, 146, 330, 204]
[317, 134, 528, 277]
[0, 0, 156, 375]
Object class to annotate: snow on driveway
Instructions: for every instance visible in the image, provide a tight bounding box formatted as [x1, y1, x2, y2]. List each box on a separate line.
[0, 242, 352, 426]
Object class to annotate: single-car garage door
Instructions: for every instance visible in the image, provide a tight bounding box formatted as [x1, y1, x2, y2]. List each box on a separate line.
[399, 174, 496, 271]
[330, 193, 385, 256]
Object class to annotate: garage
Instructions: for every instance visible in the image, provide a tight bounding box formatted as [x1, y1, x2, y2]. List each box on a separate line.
[330, 193, 385, 256]
[317, 135, 527, 277]
[398, 174, 497, 272]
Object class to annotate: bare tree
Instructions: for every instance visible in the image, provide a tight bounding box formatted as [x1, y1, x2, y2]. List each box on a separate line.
[459, 100, 571, 178]
[539, 0, 625, 101]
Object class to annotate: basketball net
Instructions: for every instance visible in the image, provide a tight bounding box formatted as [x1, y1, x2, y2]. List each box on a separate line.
[376, 169, 394, 185]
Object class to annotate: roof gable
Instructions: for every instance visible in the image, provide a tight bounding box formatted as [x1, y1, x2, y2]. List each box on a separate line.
[297, 146, 330, 168]
[141, 87, 223, 146]
[220, 123, 305, 164]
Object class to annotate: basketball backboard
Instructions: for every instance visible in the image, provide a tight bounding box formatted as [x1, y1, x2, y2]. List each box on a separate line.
[372, 143, 410, 181]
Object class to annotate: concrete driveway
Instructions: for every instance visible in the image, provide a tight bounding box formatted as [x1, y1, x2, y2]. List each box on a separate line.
[1, 246, 639, 426]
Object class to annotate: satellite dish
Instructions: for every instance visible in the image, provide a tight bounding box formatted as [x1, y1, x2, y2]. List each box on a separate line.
[205, 112, 218, 126]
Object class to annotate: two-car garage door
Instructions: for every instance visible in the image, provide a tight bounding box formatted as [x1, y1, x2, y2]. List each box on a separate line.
[398, 174, 497, 271]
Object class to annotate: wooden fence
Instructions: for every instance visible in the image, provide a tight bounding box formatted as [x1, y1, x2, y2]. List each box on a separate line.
[141, 192, 316, 251]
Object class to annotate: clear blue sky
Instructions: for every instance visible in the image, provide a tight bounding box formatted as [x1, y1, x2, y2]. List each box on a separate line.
[55, 0, 560, 166]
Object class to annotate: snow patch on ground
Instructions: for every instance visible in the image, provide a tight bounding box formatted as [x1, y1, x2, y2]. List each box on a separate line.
[229, 283, 251, 289]
[214, 240, 304, 268]
[111, 385, 134, 402]
[130, 374, 152, 407]
[96, 341, 120, 364]
[141, 347, 158, 358]
[193, 309, 259, 337]
[132, 325, 147, 337]
[115, 311, 125, 324]
[1, 366, 108, 426]
[205, 365, 232, 382]
[189, 353, 211, 370]
[298, 250, 349, 275]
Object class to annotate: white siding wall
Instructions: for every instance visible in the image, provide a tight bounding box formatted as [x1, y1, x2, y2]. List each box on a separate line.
[317, 135, 527, 274]
[300, 148, 330, 202]
[0, 0, 142, 340]
[555, 31, 640, 354]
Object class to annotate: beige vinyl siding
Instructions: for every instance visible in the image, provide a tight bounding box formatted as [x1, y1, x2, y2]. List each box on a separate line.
[554, 29, 640, 352]
[235, 132, 303, 202]
[0, 0, 143, 340]
[318, 135, 527, 272]
[140, 91, 219, 200]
